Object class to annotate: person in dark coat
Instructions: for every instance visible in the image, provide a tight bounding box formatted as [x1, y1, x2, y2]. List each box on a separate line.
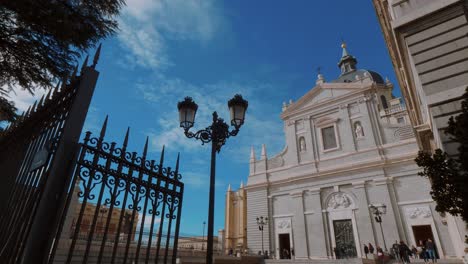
[419, 240, 428, 262]
[392, 240, 401, 261]
[399, 241, 411, 264]
[364, 244, 369, 259]
[369, 243, 375, 254]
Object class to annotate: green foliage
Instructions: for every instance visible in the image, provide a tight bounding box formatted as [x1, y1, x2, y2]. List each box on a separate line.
[0, 96, 17, 123]
[415, 88, 468, 222]
[415, 150, 465, 220]
[0, 0, 124, 93]
[446, 89, 468, 174]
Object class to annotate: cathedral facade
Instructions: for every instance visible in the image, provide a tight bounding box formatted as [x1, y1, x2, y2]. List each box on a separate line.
[245, 44, 461, 260]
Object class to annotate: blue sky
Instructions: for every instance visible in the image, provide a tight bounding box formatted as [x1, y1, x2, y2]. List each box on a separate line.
[10, 0, 401, 236]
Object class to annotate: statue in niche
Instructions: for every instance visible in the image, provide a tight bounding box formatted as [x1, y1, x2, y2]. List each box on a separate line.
[354, 122, 364, 138]
[299, 137, 306, 152]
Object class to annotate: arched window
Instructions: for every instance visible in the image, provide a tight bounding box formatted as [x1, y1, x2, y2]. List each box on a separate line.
[380, 95, 388, 109]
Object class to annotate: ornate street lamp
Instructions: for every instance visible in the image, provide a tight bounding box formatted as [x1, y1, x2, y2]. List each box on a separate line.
[369, 203, 388, 252]
[256, 216, 268, 256]
[178, 94, 248, 264]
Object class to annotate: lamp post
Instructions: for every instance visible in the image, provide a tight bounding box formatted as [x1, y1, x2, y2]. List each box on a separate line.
[256, 216, 268, 256]
[178, 95, 248, 264]
[98, 207, 108, 238]
[369, 203, 388, 252]
[202, 221, 206, 251]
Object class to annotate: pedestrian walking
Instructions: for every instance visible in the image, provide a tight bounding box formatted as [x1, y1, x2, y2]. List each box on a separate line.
[426, 239, 436, 263]
[364, 244, 369, 259]
[392, 240, 401, 261]
[399, 241, 411, 264]
[411, 246, 418, 259]
[369, 243, 375, 254]
[419, 240, 428, 263]
[377, 246, 385, 264]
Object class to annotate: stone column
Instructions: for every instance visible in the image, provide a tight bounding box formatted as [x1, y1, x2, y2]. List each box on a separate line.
[352, 181, 376, 255]
[339, 103, 356, 152]
[307, 188, 328, 258]
[290, 190, 309, 259]
[370, 178, 401, 250]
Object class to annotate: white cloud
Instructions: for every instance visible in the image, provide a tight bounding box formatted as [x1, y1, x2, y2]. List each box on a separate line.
[5, 87, 46, 113]
[139, 76, 285, 164]
[117, 19, 169, 69]
[117, 0, 222, 69]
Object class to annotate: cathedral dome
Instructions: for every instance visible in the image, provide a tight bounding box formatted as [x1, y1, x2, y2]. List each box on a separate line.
[331, 42, 385, 84]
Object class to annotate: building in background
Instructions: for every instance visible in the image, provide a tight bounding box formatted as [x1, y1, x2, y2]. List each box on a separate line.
[245, 44, 462, 260]
[372, 0, 468, 257]
[69, 202, 139, 242]
[224, 183, 248, 255]
[177, 235, 220, 251]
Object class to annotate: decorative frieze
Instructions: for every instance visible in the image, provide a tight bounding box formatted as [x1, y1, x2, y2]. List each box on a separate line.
[406, 207, 432, 219]
[276, 219, 291, 230]
[327, 193, 352, 209]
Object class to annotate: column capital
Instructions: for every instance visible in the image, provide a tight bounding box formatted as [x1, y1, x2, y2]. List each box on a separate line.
[352, 181, 366, 189]
[373, 177, 393, 186]
[308, 188, 321, 195]
[290, 190, 304, 198]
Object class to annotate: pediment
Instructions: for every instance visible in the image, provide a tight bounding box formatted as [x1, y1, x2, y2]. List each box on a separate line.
[282, 82, 367, 117]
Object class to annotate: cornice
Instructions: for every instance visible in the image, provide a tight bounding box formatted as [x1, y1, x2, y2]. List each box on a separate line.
[352, 181, 367, 189]
[249, 138, 418, 177]
[261, 154, 417, 189]
[281, 85, 377, 120]
[373, 177, 393, 186]
[289, 190, 304, 198]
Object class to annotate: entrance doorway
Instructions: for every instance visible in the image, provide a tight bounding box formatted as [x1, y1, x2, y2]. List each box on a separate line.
[412, 225, 439, 259]
[333, 219, 357, 258]
[278, 233, 291, 259]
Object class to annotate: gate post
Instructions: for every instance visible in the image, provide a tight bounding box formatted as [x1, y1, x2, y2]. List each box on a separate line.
[20, 65, 99, 264]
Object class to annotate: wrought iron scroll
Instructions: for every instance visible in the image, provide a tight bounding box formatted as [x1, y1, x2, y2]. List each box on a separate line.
[49, 119, 184, 264]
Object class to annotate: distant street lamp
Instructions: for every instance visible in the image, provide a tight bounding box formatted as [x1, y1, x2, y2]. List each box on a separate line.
[178, 95, 248, 264]
[202, 221, 206, 251]
[369, 203, 388, 252]
[256, 216, 268, 256]
[99, 207, 108, 237]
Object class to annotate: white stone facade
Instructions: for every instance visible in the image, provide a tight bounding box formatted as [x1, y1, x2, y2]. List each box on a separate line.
[245, 47, 460, 260]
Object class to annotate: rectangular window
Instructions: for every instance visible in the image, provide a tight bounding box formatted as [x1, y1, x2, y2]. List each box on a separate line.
[322, 126, 337, 150]
[397, 117, 404, 124]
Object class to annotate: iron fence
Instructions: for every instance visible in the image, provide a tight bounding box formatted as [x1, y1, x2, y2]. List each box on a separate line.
[0, 52, 100, 263]
[49, 119, 184, 264]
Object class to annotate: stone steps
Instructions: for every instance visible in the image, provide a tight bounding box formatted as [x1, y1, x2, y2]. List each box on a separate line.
[264, 258, 463, 264]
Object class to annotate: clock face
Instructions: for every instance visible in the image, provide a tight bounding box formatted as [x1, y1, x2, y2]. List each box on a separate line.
[322, 126, 337, 150]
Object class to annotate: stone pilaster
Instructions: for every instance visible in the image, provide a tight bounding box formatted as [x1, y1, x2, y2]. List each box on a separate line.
[370, 177, 400, 249]
[339, 103, 356, 152]
[352, 181, 376, 253]
[307, 188, 328, 258]
[290, 190, 308, 259]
